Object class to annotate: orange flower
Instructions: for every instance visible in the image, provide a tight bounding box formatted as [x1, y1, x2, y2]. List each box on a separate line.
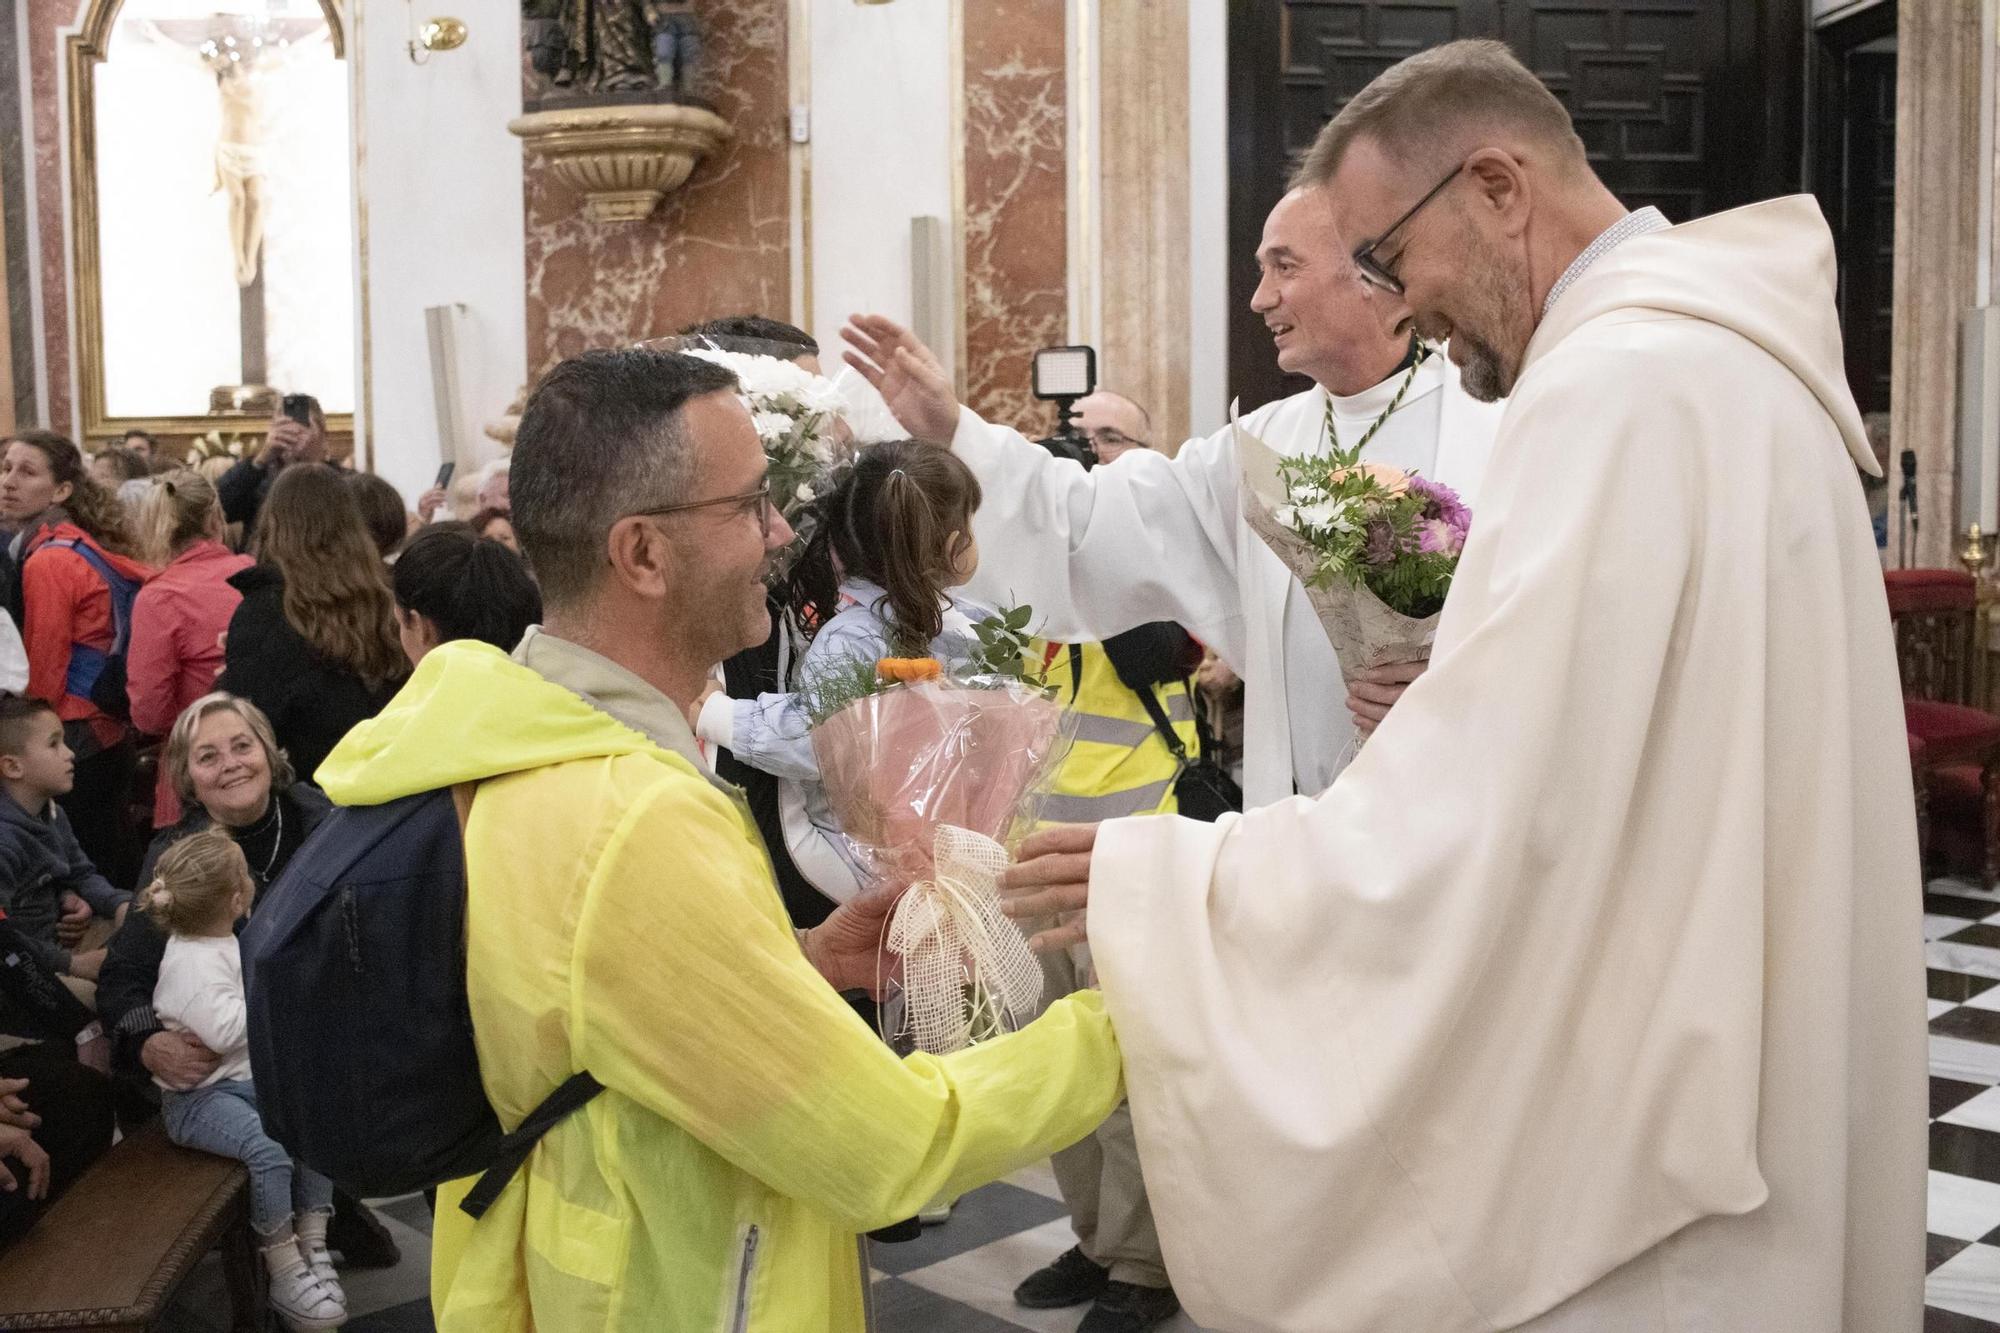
[877, 657, 944, 683]
[1330, 461, 1412, 495]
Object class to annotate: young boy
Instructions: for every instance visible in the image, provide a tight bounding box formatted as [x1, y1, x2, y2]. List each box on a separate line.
[0, 697, 129, 985]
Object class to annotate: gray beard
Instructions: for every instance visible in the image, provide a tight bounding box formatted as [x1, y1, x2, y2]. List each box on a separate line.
[1458, 337, 1511, 403]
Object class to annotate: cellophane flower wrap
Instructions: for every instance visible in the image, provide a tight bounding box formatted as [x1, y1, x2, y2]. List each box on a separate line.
[808, 664, 1075, 1055]
[1234, 401, 1472, 679]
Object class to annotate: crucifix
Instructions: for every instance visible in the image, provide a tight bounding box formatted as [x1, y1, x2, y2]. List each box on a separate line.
[143, 13, 323, 388]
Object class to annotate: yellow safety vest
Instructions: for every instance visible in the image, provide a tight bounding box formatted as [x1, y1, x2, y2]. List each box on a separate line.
[1032, 639, 1200, 824]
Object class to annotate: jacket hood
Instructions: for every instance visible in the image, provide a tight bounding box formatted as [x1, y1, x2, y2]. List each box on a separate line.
[1524, 195, 1875, 476]
[316, 640, 666, 806]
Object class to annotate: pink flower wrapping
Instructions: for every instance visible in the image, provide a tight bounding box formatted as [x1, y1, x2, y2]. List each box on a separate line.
[810, 678, 1077, 890]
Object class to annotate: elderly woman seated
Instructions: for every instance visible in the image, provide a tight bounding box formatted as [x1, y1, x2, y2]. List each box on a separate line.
[94, 691, 400, 1267]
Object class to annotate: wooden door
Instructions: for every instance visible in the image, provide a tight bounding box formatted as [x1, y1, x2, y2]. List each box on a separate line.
[1226, 0, 1805, 412]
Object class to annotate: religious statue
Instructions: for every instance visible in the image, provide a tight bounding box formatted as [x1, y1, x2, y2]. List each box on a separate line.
[522, 0, 701, 98]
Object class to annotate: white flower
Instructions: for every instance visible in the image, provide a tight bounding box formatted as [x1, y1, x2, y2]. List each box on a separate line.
[795, 483, 816, 505]
[1272, 504, 1300, 532]
[1296, 497, 1353, 532]
[751, 410, 797, 442]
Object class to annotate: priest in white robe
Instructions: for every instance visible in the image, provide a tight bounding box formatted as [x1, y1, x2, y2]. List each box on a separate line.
[841, 184, 1505, 807]
[1000, 39, 1926, 1333]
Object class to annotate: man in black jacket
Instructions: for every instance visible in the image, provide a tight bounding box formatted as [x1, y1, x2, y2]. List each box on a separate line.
[216, 395, 341, 537]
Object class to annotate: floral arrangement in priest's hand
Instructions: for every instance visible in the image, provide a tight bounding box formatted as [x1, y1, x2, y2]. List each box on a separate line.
[1236, 343, 1474, 721]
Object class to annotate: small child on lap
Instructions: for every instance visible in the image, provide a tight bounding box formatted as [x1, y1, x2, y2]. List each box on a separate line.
[144, 829, 346, 1330]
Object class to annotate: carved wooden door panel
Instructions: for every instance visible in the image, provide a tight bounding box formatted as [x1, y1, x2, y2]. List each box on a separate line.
[1227, 0, 1803, 413]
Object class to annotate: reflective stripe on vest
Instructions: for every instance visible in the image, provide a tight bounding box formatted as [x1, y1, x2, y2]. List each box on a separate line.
[1033, 640, 1198, 823]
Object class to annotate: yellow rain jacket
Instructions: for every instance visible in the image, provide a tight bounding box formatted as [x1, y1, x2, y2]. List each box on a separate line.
[316, 636, 1123, 1332]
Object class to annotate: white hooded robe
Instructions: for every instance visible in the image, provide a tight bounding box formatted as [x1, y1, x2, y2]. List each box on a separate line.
[1086, 195, 1927, 1332]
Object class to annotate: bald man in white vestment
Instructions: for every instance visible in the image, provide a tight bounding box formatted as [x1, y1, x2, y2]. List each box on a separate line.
[1000, 39, 1926, 1333]
[843, 182, 1505, 808]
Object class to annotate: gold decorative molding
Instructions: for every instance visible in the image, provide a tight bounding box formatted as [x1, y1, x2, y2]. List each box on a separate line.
[66, 0, 355, 440]
[509, 103, 732, 224]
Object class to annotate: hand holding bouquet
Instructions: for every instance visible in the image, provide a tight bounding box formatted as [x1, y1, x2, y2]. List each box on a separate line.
[1235, 404, 1472, 679]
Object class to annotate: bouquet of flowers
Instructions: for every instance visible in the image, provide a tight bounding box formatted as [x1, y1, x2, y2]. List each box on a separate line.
[804, 617, 1073, 1054]
[639, 332, 901, 576]
[1235, 403, 1472, 678]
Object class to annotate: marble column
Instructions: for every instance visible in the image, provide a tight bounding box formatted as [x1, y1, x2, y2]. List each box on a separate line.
[1097, 0, 1190, 453]
[959, 0, 1067, 435]
[522, 0, 792, 377]
[26, 0, 83, 436]
[1891, 0, 1984, 567]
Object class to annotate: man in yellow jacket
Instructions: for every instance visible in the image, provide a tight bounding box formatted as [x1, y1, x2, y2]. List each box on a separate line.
[318, 348, 1123, 1332]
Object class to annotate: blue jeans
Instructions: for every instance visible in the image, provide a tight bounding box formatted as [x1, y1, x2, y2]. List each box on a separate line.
[161, 1079, 332, 1237]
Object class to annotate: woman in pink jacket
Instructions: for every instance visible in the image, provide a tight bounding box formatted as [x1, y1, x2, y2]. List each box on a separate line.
[127, 472, 253, 827]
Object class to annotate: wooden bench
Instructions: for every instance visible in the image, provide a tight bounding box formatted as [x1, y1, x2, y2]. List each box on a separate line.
[0, 1121, 265, 1331]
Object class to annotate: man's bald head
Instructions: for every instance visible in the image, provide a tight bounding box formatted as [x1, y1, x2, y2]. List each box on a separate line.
[1292, 40, 1586, 193]
[1074, 391, 1151, 465]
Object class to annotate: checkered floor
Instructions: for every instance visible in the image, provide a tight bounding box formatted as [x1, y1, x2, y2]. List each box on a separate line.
[160, 876, 1997, 1332]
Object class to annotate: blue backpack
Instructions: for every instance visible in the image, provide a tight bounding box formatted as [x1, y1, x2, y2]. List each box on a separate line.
[45, 538, 139, 720]
[241, 786, 601, 1218]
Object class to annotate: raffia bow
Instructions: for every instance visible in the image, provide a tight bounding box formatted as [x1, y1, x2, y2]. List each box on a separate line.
[887, 825, 1044, 1055]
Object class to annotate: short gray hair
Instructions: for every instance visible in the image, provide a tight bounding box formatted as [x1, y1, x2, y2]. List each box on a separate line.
[167, 692, 294, 808]
[510, 348, 739, 606]
[1292, 39, 1586, 191]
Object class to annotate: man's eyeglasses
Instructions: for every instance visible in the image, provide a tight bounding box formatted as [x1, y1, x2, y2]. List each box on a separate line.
[1086, 427, 1145, 454]
[626, 481, 775, 540]
[1351, 161, 1465, 296]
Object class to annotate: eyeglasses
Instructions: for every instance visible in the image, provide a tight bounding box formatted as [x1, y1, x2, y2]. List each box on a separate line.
[1351, 161, 1465, 296]
[1086, 427, 1145, 453]
[626, 481, 775, 540]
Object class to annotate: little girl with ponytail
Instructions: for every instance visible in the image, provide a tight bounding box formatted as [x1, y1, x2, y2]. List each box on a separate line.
[693, 438, 991, 904]
[146, 829, 347, 1330]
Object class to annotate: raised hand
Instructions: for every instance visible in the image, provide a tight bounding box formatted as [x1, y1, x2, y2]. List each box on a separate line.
[998, 823, 1097, 953]
[841, 314, 962, 445]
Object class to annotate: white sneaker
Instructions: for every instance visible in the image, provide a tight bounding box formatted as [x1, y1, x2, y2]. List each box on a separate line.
[297, 1235, 344, 1295]
[269, 1263, 347, 1330]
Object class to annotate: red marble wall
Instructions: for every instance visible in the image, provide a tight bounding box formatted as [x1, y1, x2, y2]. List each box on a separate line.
[960, 0, 1067, 435]
[522, 0, 791, 379]
[26, 0, 83, 435]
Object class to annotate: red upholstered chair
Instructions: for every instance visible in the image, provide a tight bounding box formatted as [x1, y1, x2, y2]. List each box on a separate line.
[1888, 569, 2000, 887]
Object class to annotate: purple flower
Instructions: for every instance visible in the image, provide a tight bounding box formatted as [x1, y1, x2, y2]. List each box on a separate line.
[1407, 475, 1471, 535]
[1362, 518, 1398, 566]
[1417, 518, 1465, 556]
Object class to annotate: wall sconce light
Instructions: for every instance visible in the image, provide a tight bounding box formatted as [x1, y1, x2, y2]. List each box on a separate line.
[408, 16, 468, 62]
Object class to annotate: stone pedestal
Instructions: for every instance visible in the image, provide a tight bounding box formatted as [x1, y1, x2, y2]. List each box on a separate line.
[509, 103, 731, 224]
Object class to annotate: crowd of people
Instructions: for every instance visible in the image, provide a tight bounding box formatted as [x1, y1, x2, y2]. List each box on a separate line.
[0, 310, 1222, 1332]
[0, 403, 543, 1328]
[0, 41, 1910, 1333]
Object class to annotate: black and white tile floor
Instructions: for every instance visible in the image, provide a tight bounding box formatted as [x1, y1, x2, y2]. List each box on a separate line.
[164, 876, 2000, 1332]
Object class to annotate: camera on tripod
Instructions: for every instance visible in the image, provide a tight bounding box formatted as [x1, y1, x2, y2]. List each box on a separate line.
[1031, 344, 1097, 470]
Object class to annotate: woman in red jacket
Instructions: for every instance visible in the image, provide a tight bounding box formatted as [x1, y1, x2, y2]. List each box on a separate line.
[0, 432, 153, 885]
[127, 471, 252, 827]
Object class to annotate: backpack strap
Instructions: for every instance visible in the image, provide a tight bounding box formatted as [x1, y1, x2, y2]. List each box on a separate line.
[447, 780, 608, 1222]
[43, 538, 138, 654]
[458, 1071, 606, 1219]
[1133, 681, 1192, 768]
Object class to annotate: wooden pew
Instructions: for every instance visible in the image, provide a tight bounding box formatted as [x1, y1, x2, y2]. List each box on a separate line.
[0, 1121, 264, 1331]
